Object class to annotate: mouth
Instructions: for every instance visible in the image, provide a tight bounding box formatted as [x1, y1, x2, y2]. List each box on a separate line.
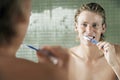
[83, 35, 94, 40]
[83, 35, 98, 44]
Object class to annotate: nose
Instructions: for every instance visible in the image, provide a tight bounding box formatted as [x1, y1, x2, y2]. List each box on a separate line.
[86, 25, 93, 33]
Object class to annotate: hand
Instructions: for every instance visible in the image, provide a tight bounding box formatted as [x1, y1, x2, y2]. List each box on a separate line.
[97, 41, 117, 66]
[36, 46, 70, 69]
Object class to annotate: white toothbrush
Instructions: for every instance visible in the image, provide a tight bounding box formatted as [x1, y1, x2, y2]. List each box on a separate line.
[83, 36, 98, 44]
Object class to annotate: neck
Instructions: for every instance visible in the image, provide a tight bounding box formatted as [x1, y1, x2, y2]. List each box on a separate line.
[79, 44, 103, 62]
[0, 43, 19, 57]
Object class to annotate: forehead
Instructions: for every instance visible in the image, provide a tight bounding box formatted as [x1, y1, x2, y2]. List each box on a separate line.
[77, 11, 103, 24]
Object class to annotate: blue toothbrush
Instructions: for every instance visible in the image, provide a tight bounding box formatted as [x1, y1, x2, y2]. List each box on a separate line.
[27, 45, 39, 51]
[83, 36, 98, 44]
[26, 45, 58, 64]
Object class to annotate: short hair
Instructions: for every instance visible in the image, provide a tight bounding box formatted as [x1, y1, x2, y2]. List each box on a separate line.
[0, 0, 28, 45]
[74, 3, 106, 41]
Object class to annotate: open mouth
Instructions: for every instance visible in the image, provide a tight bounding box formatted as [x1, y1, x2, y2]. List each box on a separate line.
[83, 35, 94, 40]
[83, 35, 98, 44]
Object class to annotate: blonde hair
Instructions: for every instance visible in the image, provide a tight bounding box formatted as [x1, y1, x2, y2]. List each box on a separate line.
[75, 3, 106, 41]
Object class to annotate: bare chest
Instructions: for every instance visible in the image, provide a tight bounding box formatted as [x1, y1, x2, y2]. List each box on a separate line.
[69, 55, 117, 80]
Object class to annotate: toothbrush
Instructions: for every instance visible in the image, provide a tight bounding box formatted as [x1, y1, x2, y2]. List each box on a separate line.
[83, 36, 98, 44]
[26, 45, 58, 64]
[27, 45, 54, 56]
[27, 45, 38, 51]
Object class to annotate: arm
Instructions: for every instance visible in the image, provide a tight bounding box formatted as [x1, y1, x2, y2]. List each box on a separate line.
[97, 42, 120, 79]
[36, 46, 70, 69]
[111, 60, 120, 79]
[112, 44, 120, 79]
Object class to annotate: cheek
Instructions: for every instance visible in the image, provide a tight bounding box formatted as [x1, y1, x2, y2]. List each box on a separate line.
[77, 28, 84, 35]
[77, 28, 85, 39]
[97, 28, 103, 35]
[96, 30, 103, 40]
[77, 26, 85, 32]
[76, 24, 86, 36]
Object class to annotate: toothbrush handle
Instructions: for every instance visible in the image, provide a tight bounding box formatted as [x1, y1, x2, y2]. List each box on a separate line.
[37, 49, 55, 57]
[91, 39, 98, 44]
[37, 49, 58, 64]
[27, 45, 38, 51]
[27, 45, 55, 57]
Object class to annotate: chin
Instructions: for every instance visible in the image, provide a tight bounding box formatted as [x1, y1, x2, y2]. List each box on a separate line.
[82, 41, 93, 46]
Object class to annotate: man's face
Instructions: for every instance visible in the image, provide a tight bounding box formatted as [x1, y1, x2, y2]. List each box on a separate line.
[75, 11, 106, 45]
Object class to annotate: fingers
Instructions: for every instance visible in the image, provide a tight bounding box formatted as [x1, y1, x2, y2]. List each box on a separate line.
[97, 42, 118, 66]
[36, 50, 53, 64]
[43, 46, 69, 68]
[97, 41, 111, 53]
[36, 46, 69, 68]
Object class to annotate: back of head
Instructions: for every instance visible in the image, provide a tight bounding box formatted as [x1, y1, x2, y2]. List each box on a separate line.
[0, 0, 30, 45]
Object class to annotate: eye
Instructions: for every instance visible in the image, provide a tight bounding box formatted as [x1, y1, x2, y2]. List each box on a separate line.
[82, 23, 87, 27]
[92, 23, 97, 28]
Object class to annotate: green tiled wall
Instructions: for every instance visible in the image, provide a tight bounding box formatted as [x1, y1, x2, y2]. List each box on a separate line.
[17, 0, 120, 62]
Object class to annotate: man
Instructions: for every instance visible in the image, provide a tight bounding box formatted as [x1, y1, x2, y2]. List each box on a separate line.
[69, 3, 120, 80]
[0, 0, 69, 80]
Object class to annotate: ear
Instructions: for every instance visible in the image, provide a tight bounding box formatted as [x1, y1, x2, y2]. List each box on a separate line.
[101, 24, 106, 33]
[74, 22, 78, 32]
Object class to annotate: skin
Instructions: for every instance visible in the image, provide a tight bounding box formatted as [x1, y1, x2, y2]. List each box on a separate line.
[37, 46, 69, 69]
[0, 0, 31, 57]
[69, 11, 120, 80]
[0, 0, 69, 80]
